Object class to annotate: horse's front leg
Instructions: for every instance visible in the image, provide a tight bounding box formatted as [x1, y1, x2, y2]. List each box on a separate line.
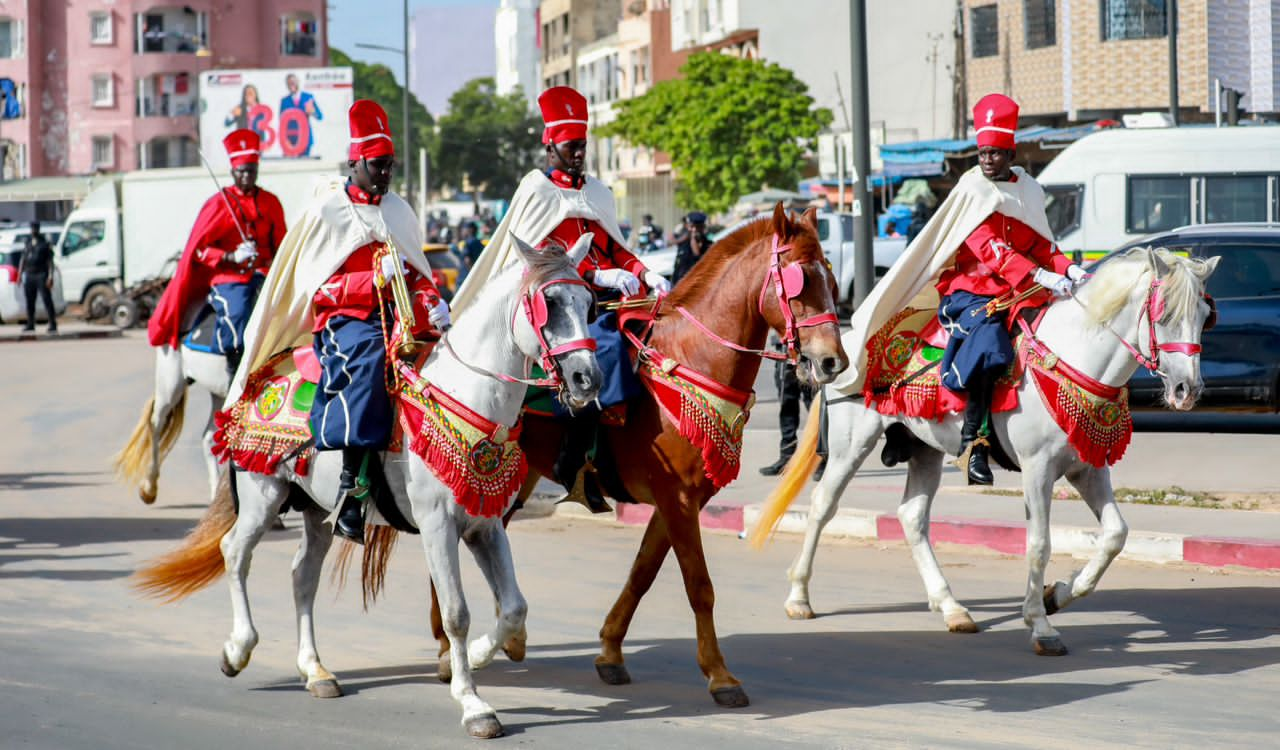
[596, 509, 671, 686]
[1020, 462, 1067, 656]
[142, 346, 186, 504]
[1044, 465, 1128, 615]
[463, 519, 528, 671]
[786, 400, 883, 619]
[219, 471, 288, 676]
[661, 498, 749, 708]
[897, 447, 978, 632]
[293, 502, 341, 697]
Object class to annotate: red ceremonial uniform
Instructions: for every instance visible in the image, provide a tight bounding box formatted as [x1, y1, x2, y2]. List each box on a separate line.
[936, 201, 1072, 299]
[542, 168, 647, 287]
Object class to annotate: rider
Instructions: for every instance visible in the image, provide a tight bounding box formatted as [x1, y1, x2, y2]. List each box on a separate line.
[450, 85, 671, 512]
[148, 129, 286, 374]
[932, 93, 1088, 485]
[221, 100, 449, 543]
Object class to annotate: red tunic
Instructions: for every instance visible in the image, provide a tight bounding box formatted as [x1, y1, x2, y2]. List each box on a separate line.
[311, 182, 440, 334]
[936, 212, 1072, 299]
[541, 169, 647, 289]
[147, 186, 286, 348]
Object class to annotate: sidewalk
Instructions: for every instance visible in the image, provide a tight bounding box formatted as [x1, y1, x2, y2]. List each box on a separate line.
[0, 321, 122, 343]
[531, 421, 1280, 572]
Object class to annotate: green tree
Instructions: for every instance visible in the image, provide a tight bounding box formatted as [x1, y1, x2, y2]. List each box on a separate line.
[600, 53, 832, 213]
[329, 48, 434, 192]
[432, 78, 543, 199]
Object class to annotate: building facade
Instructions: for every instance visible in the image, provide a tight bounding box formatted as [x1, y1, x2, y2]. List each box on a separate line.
[963, 0, 1280, 123]
[495, 0, 542, 101]
[539, 0, 623, 89]
[0, 0, 328, 178]
[410, 3, 496, 118]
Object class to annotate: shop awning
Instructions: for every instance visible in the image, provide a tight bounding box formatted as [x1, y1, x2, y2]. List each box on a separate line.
[0, 175, 100, 203]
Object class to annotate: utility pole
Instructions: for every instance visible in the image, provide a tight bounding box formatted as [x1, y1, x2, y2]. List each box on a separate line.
[1168, 0, 1179, 126]
[849, 0, 875, 306]
[402, 0, 412, 201]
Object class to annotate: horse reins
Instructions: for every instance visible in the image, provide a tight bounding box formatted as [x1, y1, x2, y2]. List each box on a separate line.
[1065, 276, 1211, 376]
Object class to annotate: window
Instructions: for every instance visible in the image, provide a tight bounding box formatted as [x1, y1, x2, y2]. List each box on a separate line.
[280, 12, 319, 57]
[92, 136, 114, 169]
[1024, 0, 1055, 48]
[92, 74, 114, 107]
[1203, 242, 1280, 300]
[91, 12, 113, 44]
[61, 220, 107, 256]
[1045, 184, 1083, 237]
[0, 18, 23, 58]
[1101, 0, 1167, 41]
[1204, 176, 1269, 224]
[971, 6, 999, 58]
[135, 9, 208, 54]
[1128, 176, 1190, 233]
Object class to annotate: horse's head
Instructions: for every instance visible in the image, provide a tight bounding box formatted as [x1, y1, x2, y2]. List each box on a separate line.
[759, 203, 849, 384]
[1083, 247, 1220, 411]
[511, 234, 603, 411]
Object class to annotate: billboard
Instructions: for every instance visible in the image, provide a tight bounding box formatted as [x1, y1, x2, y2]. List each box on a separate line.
[199, 67, 354, 168]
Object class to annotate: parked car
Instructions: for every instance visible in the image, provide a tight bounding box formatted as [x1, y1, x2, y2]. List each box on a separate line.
[1093, 223, 1280, 412]
[423, 243, 463, 301]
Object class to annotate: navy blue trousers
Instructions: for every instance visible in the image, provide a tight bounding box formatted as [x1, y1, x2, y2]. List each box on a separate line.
[938, 291, 1013, 392]
[310, 314, 391, 451]
[207, 277, 263, 357]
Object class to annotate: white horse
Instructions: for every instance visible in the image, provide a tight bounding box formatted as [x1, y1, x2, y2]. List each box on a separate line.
[115, 336, 230, 505]
[774, 247, 1218, 656]
[135, 236, 602, 739]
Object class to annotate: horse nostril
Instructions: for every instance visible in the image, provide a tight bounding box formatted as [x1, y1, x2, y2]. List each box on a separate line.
[573, 369, 596, 391]
[1174, 382, 1188, 401]
[820, 356, 838, 374]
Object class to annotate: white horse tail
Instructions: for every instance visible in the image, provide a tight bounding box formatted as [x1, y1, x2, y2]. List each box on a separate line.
[330, 527, 401, 610]
[748, 392, 824, 549]
[113, 392, 187, 502]
[133, 474, 235, 602]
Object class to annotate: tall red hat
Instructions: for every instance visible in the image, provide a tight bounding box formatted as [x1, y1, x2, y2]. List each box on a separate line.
[537, 86, 589, 145]
[223, 129, 260, 168]
[973, 93, 1018, 150]
[348, 99, 395, 161]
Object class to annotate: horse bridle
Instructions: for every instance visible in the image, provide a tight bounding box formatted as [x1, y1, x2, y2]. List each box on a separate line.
[674, 233, 839, 363]
[1083, 276, 1216, 375]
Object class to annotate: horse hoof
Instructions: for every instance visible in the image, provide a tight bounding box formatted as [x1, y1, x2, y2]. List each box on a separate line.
[307, 679, 343, 698]
[946, 613, 980, 633]
[711, 685, 751, 708]
[464, 714, 504, 739]
[502, 639, 527, 663]
[595, 662, 631, 686]
[1043, 584, 1060, 616]
[1033, 636, 1069, 656]
[785, 601, 815, 620]
[139, 486, 157, 505]
[437, 652, 452, 683]
[219, 652, 241, 678]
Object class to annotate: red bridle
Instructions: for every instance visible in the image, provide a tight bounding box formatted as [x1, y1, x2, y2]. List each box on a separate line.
[1116, 279, 1213, 373]
[674, 233, 839, 363]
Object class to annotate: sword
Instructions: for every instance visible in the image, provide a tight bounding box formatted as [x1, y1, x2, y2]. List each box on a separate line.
[197, 148, 255, 267]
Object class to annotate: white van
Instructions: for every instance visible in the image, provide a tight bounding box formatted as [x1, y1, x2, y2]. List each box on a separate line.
[1036, 126, 1280, 263]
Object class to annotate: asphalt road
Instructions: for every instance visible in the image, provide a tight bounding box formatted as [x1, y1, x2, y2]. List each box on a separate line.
[3, 334, 1280, 749]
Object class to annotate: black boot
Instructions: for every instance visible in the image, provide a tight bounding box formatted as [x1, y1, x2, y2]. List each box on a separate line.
[759, 444, 795, 476]
[957, 374, 995, 486]
[553, 411, 610, 514]
[334, 448, 369, 543]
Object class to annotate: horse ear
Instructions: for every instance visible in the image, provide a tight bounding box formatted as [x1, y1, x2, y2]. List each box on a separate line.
[1150, 247, 1171, 277]
[800, 205, 819, 231]
[512, 235, 538, 266]
[771, 202, 789, 235]
[567, 232, 593, 265]
[1199, 255, 1221, 281]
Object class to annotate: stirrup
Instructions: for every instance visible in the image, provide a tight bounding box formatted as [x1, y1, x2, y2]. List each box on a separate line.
[952, 436, 990, 472]
[556, 462, 612, 515]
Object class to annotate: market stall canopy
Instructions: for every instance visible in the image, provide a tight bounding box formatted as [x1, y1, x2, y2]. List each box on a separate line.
[878, 121, 1119, 178]
[734, 188, 810, 213]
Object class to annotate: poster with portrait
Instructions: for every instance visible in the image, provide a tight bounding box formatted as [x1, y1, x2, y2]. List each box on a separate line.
[199, 67, 354, 167]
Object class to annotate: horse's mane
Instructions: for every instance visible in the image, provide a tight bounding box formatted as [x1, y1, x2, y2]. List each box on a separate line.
[518, 243, 580, 295]
[664, 214, 823, 307]
[1082, 246, 1209, 325]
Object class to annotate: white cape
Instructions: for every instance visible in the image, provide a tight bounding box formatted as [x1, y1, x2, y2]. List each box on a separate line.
[831, 165, 1054, 394]
[450, 169, 629, 314]
[226, 177, 427, 405]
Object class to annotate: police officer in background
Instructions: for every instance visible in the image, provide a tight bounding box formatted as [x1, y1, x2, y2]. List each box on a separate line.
[671, 211, 710, 286]
[18, 221, 57, 333]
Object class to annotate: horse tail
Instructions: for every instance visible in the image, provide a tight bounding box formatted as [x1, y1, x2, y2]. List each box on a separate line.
[133, 474, 235, 602]
[329, 527, 400, 611]
[748, 392, 824, 549]
[113, 392, 186, 495]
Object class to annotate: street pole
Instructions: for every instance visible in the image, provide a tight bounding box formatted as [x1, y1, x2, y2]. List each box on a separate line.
[849, 0, 875, 306]
[1168, 0, 1179, 126]
[402, 0, 412, 202]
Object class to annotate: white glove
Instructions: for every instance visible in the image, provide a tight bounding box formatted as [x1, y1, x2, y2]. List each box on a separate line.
[1034, 267, 1074, 297]
[379, 253, 407, 282]
[593, 268, 641, 296]
[1066, 264, 1090, 283]
[428, 298, 451, 330]
[643, 271, 672, 294]
[231, 241, 257, 264]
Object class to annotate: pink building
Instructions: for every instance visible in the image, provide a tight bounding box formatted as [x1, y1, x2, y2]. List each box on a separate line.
[0, 0, 328, 178]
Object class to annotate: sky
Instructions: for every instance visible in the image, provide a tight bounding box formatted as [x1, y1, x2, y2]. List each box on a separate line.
[328, 0, 499, 86]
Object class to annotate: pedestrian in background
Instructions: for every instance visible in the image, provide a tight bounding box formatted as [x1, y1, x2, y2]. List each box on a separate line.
[17, 221, 57, 333]
[760, 331, 828, 479]
[671, 211, 710, 286]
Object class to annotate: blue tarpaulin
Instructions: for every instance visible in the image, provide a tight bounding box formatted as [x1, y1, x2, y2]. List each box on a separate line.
[0, 78, 20, 119]
[878, 123, 1113, 177]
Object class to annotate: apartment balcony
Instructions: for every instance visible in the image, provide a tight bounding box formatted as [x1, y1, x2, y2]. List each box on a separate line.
[136, 73, 198, 119]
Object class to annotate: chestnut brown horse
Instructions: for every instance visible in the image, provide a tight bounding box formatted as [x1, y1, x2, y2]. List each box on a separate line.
[419, 203, 848, 707]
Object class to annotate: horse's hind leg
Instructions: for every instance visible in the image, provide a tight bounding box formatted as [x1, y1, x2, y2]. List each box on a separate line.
[201, 394, 223, 501]
[292, 500, 341, 697]
[1020, 461, 1067, 656]
[1044, 465, 1128, 615]
[785, 400, 883, 619]
[219, 472, 288, 676]
[463, 520, 528, 672]
[896, 447, 977, 632]
[596, 510, 672, 686]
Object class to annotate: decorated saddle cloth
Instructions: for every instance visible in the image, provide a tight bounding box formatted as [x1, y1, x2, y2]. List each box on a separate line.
[862, 307, 1132, 467]
[213, 349, 319, 476]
